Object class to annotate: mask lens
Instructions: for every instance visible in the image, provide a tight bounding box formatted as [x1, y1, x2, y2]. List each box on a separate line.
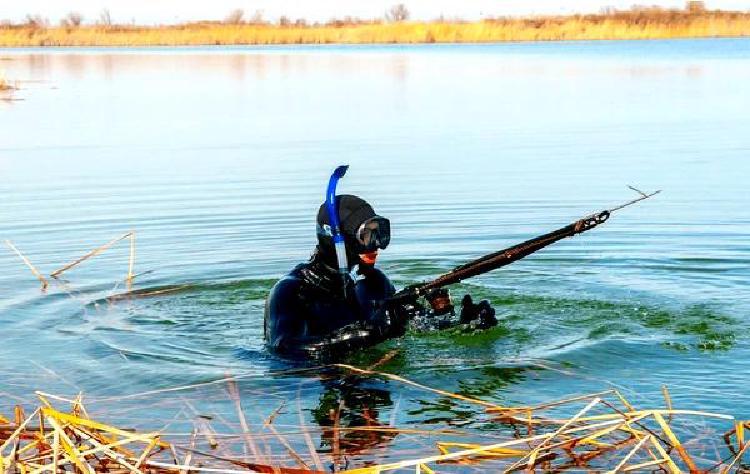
[357, 217, 390, 251]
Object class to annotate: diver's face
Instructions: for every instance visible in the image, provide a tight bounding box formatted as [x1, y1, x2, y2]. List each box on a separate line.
[359, 250, 379, 266]
[353, 216, 389, 267]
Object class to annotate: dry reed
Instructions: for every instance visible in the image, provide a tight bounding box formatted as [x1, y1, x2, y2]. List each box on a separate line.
[2, 363, 749, 473]
[0, 74, 18, 102]
[6, 232, 140, 296]
[0, 77, 15, 91]
[1, 8, 749, 47]
[50, 231, 135, 279]
[4, 240, 49, 290]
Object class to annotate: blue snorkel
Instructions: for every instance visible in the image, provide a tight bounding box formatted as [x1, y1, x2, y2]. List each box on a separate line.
[326, 165, 350, 290]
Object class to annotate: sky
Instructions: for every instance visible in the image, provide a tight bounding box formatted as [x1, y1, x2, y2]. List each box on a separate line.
[3, 0, 750, 24]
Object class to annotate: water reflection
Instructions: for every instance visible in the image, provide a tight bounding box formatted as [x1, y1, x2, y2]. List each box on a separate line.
[312, 377, 396, 469]
[2, 50, 417, 85]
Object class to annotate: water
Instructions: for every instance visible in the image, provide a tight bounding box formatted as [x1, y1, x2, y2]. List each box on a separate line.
[1, 39, 749, 466]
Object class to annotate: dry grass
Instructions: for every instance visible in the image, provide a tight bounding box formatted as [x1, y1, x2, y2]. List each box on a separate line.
[1, 9, 749, 46]
[5, 232, 137, 292]
[0, 72, 19, 102]
[0, 76, 15, 91]
[1, 364, 749, 473]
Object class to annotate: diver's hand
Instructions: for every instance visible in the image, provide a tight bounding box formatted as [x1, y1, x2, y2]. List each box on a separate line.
[459, 295, 498, 330]
[301, 321, 384, 360]
[388, 300, 420, 336]
[425, 288, 454, 316]
[372, 298, 423, 338]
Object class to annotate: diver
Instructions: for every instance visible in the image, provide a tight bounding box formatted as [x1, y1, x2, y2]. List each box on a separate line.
[264, 166, 497, 360]
[264, 167, 661, 360]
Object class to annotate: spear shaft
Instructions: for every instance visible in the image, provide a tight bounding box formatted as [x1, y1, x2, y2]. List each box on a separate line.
[394, 188, 660, 300]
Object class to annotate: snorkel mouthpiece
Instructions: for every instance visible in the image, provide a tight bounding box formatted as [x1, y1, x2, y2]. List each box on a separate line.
[326, 165, 350, 286]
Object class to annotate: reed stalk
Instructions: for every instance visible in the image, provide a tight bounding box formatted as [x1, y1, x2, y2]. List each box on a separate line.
[648, 436, 682, 474]
[721, 442, 749, 473]
[0, 77, 16, 92]
[127, 231, 136, 287]
[663, 384, 674, 423]
[178, 430, 196, 474]
[653, 411, 699, 472]
[4, 240, 48, 290]
[506, 397, 601, 472]
[225, 379, 262, 464]
[297, 384, 325, 472]
[334, 364, 507, 411]
[50, 232, 133, 278]
[605, 435, 653, 474]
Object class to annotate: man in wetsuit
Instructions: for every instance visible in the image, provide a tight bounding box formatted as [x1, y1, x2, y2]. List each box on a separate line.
[264, 192, 498, 360]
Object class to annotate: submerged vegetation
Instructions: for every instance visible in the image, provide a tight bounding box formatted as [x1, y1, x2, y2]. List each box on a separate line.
[1, 3, 750, 46]
[5, 231, 737, 359]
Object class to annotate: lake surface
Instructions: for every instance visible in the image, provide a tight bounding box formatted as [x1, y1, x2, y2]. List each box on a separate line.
[1, 40, 749, 468]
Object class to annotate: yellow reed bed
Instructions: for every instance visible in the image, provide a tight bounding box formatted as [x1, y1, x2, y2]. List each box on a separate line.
[1, 12, 750, 47]
[2, 366, 749, 473]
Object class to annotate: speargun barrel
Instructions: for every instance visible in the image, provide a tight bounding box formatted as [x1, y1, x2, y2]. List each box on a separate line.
[395, 188, 660, 300]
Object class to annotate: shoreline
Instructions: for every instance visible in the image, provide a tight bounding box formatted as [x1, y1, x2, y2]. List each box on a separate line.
[1, 35, 750, 50]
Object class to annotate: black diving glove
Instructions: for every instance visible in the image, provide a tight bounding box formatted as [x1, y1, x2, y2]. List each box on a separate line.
[425, 288, 455, 316]
[377, 297, 423, 338]
[300, 297, 422, 360]
[459, 295, 498, 330]
[301, 308, 417, 360]
[302, 321, 386, 359]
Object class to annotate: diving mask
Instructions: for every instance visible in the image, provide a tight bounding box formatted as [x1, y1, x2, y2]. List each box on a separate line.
[355, 216, 391, 252]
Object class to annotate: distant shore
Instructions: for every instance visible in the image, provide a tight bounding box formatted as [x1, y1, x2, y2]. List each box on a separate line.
[2, 8, 749, 47]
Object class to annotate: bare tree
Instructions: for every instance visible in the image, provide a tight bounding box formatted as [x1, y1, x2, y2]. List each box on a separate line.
[25, 14, 47, 29]
[99, 9, 112, 26]
[685, 1, 706, 13]
[224, 9, 244, 25]
[249, 10, 265, 25]
[385, 4, 410, 22]
[61, 11, 83, 28]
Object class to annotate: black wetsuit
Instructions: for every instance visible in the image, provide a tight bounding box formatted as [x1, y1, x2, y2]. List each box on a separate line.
[264, 252, 408, 359]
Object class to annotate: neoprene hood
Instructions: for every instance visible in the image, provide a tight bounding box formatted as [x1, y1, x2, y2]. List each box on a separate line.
[316, 194, 386, 268]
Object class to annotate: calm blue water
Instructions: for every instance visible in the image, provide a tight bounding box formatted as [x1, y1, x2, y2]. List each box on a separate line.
[1, 39, 749, 469]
